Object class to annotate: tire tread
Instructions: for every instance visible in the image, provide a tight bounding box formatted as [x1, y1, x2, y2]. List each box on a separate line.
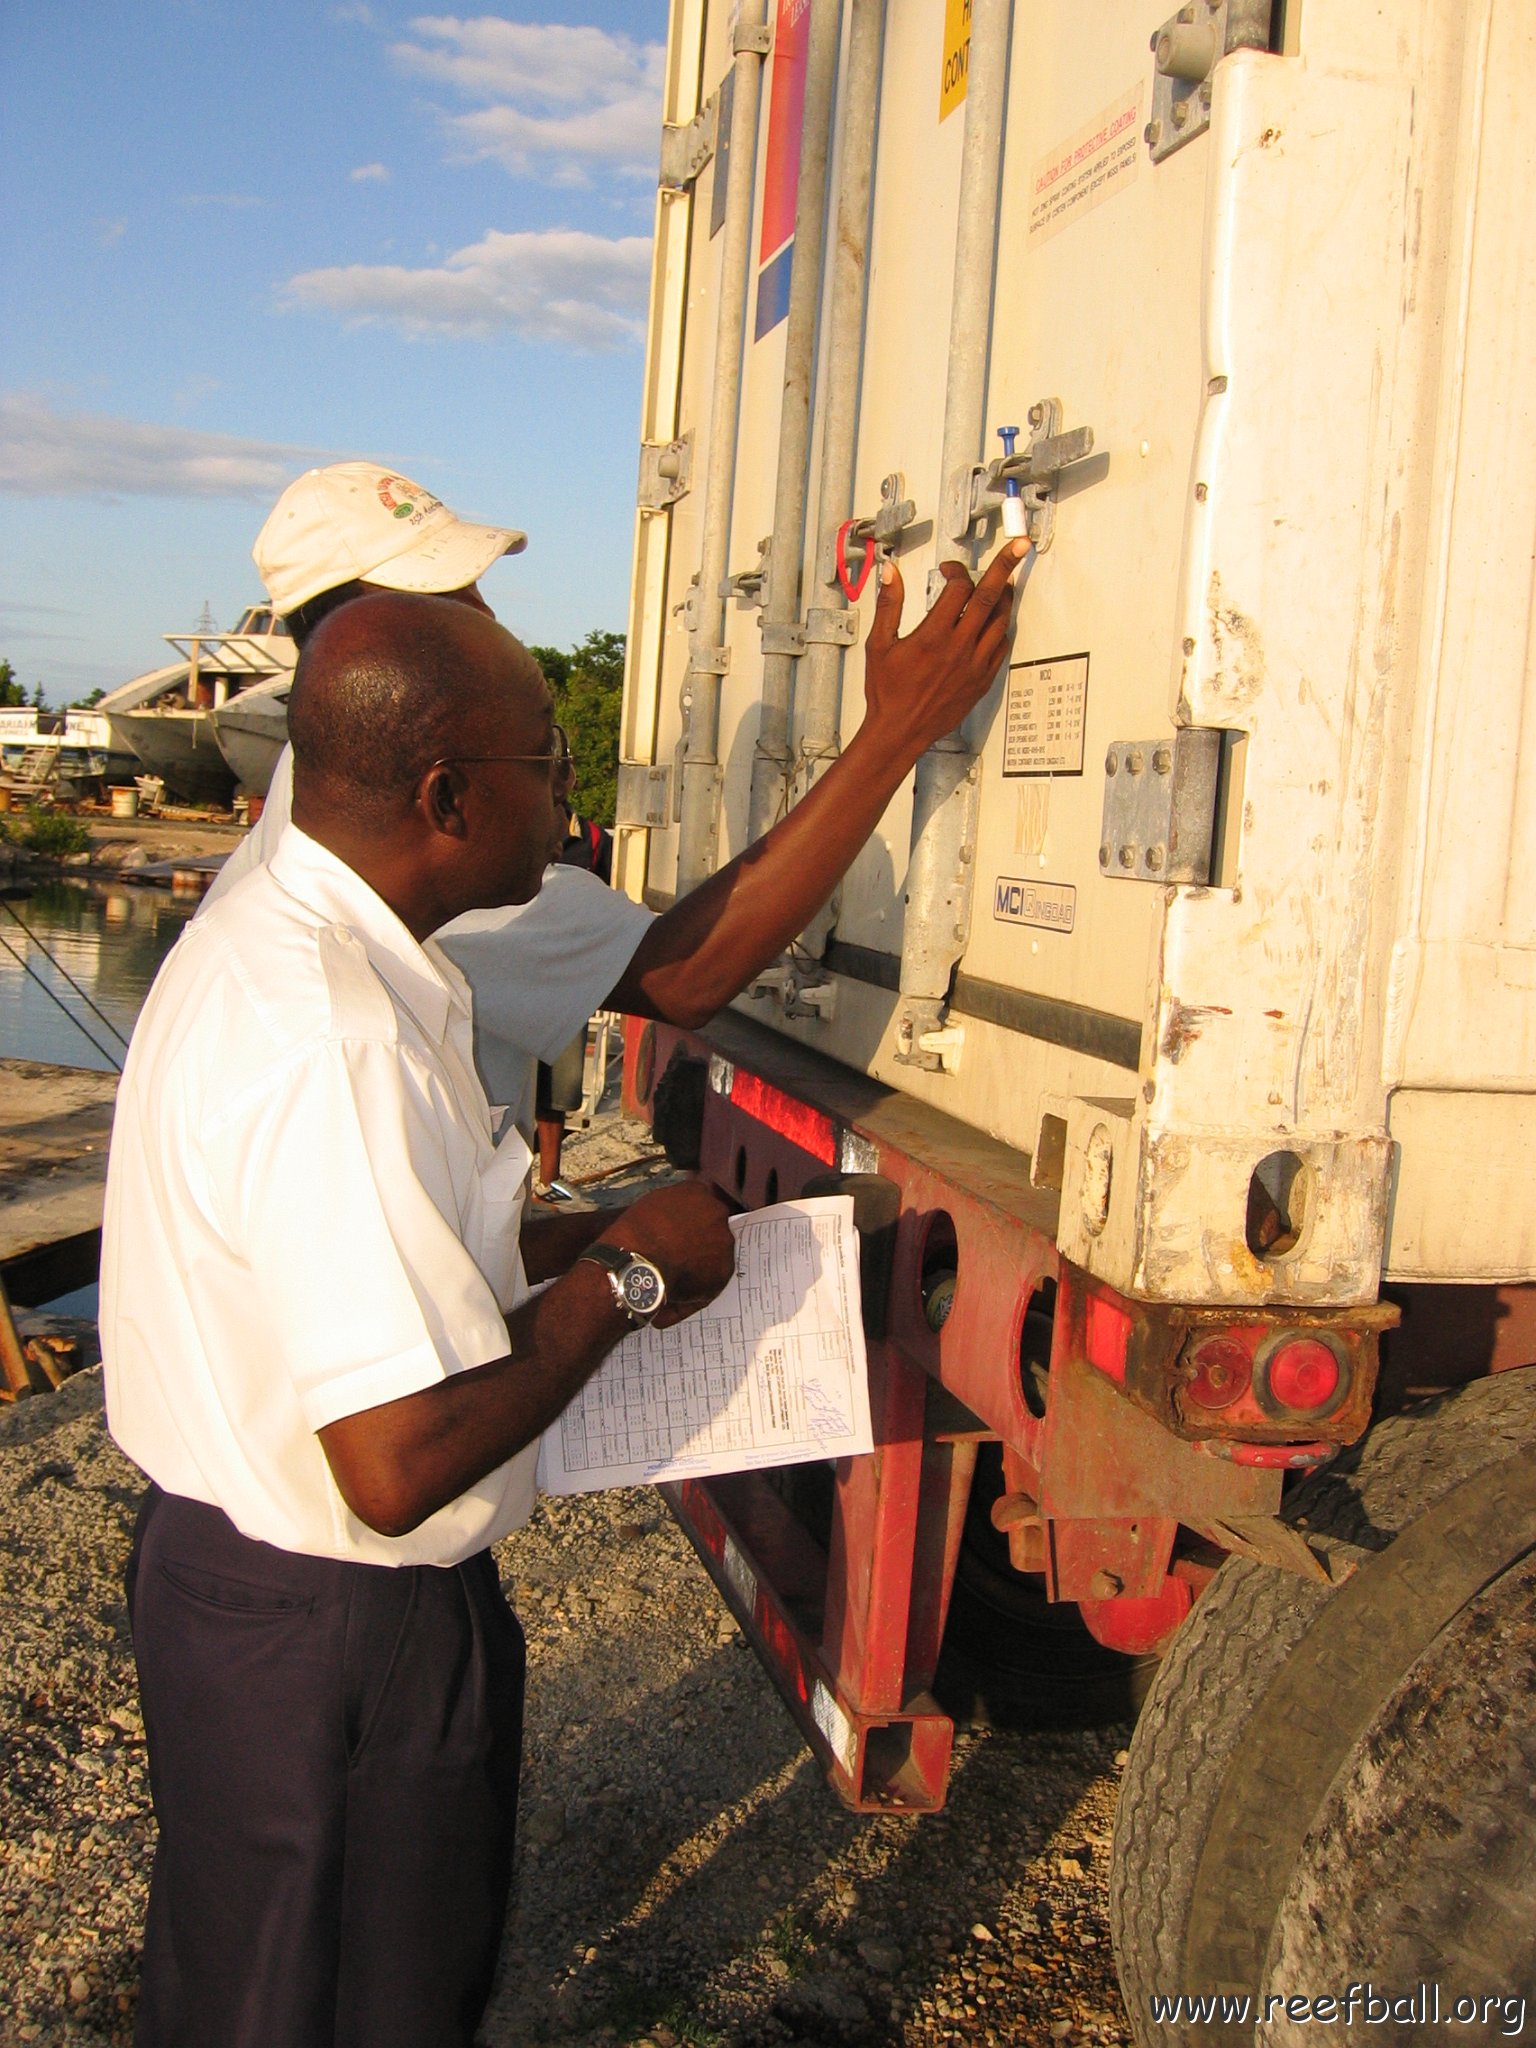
[1111, 1367, 1536, 2047]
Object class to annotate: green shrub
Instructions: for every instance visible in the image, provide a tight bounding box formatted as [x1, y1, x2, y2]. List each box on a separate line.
[14, 807, 91, 857]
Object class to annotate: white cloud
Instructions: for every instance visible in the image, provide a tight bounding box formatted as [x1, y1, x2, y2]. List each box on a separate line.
[0, 600, 81, 648]
[350, 161, 391, 183]
[391, 16, 665, 183]
[282, 227, 651, 348]
[173, 373, 223, 410]
[0, 394, 319, 500]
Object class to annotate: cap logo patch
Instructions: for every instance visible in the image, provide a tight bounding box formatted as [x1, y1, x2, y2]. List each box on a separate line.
[375, 474, 443, 525]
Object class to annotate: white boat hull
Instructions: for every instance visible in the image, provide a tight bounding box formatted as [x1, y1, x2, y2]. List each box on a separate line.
[109, 710, 235, 806]
[211, 682, 288, 797]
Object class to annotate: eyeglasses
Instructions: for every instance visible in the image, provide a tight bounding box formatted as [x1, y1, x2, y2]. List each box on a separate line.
[428, 724, 573, 781]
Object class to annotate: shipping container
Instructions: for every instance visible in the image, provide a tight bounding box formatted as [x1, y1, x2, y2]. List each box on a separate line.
[616, 0, 1536, 2028]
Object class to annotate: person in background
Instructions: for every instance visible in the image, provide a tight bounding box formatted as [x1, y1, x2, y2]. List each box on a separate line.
[533, 805, 615, 1203]
[220, 461, 1029, 1284]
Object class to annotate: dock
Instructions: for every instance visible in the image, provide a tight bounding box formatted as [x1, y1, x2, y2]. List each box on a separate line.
[0, 1058, 116, 1304]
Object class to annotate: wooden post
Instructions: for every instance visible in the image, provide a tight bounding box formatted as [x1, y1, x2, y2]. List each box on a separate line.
[0, 1274, 32, 1399]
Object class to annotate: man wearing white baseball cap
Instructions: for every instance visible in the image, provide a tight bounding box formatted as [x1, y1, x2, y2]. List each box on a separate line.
[254, 460, 529, 621]
[217, 459, 1028, 1259]
[208, 460, 654, 1228]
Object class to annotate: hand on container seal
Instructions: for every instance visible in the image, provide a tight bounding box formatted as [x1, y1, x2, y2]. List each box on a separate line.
[862, 537, 1030, 757]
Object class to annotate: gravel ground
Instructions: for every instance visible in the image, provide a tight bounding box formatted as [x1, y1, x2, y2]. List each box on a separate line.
[0, 1108, 1134, 2048]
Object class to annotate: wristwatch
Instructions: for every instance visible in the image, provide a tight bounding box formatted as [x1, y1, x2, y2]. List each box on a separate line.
[576, 1242, 667, 1323]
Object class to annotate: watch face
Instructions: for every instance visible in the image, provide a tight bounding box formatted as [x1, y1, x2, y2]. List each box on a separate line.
[620, 1260, 664, 1317]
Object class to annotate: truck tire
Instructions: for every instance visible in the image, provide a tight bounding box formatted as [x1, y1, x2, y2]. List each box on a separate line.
[1257, 1549, 1536, 2043]
[1110, 1366, 1536, 2048]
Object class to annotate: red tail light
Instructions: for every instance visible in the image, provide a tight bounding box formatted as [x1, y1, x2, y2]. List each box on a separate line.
[1257, 1333, 1346, 1417]
[1183, 1334, 1253, 1410]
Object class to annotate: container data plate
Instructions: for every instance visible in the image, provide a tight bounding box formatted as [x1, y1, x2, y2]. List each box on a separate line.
[1002, 653, 1089, 777]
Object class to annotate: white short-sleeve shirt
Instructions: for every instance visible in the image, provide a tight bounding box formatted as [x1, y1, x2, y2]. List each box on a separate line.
[102, 825, 547, 1566]
[204, 742, 654, 1130]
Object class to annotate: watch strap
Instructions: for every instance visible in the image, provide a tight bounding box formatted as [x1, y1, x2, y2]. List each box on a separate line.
[577, 1243, 631, 1281]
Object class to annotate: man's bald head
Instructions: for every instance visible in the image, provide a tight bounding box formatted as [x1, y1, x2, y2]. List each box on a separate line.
[287, 590, 545, 832]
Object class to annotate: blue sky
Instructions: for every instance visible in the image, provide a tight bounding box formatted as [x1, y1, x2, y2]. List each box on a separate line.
[0, 0, 670, 702]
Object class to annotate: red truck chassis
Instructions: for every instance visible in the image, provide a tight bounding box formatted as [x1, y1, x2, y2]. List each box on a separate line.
[624, 1010, 1392, 1814]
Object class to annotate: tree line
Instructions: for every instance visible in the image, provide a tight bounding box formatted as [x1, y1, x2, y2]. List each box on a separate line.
[0, 660, 44, 709]
[528, 630, 625, 831]
[0, 659, 104, 710]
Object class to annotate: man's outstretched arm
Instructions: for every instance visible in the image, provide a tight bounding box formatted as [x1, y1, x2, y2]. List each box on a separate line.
[319, 1180, 734, 1536]
[605, 540, 1029, 1029]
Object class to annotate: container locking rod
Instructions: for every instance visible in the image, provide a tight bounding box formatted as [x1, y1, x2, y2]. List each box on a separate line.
[996, 425, 1027, 537]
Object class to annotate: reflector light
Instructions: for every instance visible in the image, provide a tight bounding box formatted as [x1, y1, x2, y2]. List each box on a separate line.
[1184, 1335, 1252, 1410]
[1266, 1337, 1341, 1412]
[730, 1070, 838, 1164]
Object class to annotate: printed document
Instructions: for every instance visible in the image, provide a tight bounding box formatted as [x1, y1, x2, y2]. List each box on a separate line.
[537, 1195, 871, 1494]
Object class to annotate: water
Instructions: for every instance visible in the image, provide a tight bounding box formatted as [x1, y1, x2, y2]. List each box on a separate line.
[0, 876, 198, 1072]
[2, 878, 200, 1317]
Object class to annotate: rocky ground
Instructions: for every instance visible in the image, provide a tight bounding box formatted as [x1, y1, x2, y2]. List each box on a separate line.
[0, 1107, 1135, 2047]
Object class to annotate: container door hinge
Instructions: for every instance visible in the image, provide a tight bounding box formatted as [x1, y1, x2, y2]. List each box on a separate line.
[803, 607, 859, 647]
[896, 1008, 965, 1074]
[638, 432, 693, 513]
[659, 94, 718, 191]
[1144, 1, 1274, 165]
[786, 977, 836, 1022]
[723, 536, 771, 608]
[746, 963, 795, 1004]
[945, 398, 1096, 555]
[685, 647, 731, 679]
[916, 1023, 965, 1074]
[746, 963, 837, 1022]
[676, 578, 729, 667]
[614, 762, 673, 831]
[1098, 728, 1222, 885]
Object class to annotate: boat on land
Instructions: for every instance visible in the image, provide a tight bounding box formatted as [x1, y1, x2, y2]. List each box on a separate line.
[100, 606, 297, 806]
[0, 708, 139, 793]
[210, 672, 289, 797]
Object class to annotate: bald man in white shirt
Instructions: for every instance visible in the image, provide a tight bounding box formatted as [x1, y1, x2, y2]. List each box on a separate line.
[108, 507, 1028, 2041]
[105, 596, 738, 2048]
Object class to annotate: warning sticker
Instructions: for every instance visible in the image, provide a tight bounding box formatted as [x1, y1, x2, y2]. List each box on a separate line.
[1027, 85, 1142, 246]
[722, 1537, 758, 1617]
[1003, 652, 1089, 776]
[811, 1680, 857, 1776]
[939, 0, 972, 122]
[992, 877, 1077, 935]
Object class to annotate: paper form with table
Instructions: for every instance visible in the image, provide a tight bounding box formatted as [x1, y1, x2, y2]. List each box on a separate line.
[537, 1195, 872, 1495]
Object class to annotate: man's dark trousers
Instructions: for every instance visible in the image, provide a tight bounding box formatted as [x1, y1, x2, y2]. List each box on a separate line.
[127, 1486, 525, 2048]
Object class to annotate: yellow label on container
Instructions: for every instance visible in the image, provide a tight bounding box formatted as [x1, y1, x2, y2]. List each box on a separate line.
[940, 0, 972, 121]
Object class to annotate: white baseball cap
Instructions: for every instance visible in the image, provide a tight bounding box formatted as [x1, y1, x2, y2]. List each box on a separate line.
[253, 461, 527, 615]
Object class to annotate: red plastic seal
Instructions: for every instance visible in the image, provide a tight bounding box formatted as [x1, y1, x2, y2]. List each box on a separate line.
[835, 519, 877, 602]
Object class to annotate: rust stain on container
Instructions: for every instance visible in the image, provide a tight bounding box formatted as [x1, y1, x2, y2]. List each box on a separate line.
[1205, 571, 1266, 709]
[1160, 1000, 1234, 1064]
